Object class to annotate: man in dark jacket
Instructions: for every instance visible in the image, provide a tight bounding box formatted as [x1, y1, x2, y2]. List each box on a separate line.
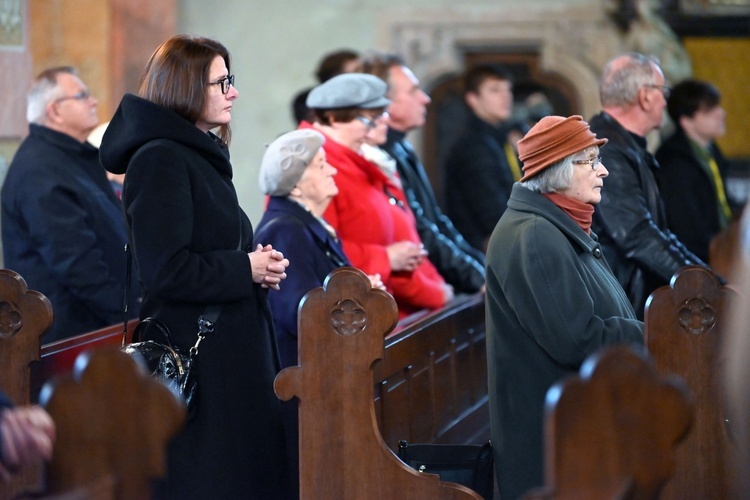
[655, 79, 736, 262]
[589, 53, 705, 319]
[358, 52, 486, 294]
[444, 64, 520, 252]
[1, 67, 140, 342]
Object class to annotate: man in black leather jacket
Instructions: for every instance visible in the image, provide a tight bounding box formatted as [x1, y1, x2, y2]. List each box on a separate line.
[589, 53, 706, 319]
[358, 52, 486, 294]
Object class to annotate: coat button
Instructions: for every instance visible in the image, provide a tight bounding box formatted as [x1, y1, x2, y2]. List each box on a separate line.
[593, 247, 602, 259]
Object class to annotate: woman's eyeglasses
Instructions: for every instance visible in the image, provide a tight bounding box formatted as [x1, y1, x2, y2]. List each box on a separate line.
[210, 75, 235, 94]
[356, 112, 389, 129]
[572, 156, 602, 170]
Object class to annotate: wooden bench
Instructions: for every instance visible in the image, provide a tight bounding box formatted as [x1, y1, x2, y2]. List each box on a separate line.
[527, 345, 693, 499]
[275, 266, 482, 499]
[644, 265, 739, 499]
[38, 346, 185, 498]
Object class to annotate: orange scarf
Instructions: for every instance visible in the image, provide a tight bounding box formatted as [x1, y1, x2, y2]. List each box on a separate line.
[543, 192, 595, 235]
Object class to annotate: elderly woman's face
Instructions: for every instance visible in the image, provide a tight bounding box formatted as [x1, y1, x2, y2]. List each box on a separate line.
[295, 148, 338, 205]
[558, 149, 608, 204]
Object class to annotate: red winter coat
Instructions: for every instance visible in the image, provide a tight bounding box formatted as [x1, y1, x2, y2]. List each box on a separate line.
[299, 123, 447, 317]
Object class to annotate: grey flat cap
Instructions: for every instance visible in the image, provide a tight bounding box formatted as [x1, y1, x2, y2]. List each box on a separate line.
[306, 73, 390, 110]
[259, 129, 325, 197]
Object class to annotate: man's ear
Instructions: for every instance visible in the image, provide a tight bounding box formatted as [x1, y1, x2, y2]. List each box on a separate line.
[45, 100, 62, 124]
[465, 91, 479, 111]
[637, 86, 654, 111]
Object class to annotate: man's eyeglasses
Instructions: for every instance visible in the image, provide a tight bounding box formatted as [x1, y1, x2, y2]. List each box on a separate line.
[356, 112, 389, 129]
[644, 84, 671, 100]
[210, 75, 235, 94]
[572, 156, 602, 170]
[54, 90, 92, 103]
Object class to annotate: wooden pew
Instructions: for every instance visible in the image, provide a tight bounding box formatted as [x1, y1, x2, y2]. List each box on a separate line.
[527, 345, 693, 500]
[274, 267, 483, 499]
[644, 265, 738, 499]
[709, 219, 740, 281]
[376, 292, 488, 450]
[38, 346, 185, 499]
[0, 269, 53, 499]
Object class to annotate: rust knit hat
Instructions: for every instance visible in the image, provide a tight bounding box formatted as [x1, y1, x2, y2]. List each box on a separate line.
[517, 115, 607, 182]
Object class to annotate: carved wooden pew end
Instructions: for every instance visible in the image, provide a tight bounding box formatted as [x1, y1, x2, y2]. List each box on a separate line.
[275, 267, 482, 499]
[527, 345, 693, 500]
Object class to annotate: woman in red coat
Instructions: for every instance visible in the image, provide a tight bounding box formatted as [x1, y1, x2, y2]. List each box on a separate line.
[301, 73, 453, 317]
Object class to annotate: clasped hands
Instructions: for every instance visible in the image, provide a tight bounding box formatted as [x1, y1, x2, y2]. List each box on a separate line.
[249, 244, 290, 290]
[0, 406, 55, 482]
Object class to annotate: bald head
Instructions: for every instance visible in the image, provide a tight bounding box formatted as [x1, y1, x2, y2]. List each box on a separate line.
[599, 53, 662, 108]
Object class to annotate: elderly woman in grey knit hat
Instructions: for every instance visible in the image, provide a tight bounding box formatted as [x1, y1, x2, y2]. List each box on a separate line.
[484, 115, 645, 500]
[255, 128, 383, 370]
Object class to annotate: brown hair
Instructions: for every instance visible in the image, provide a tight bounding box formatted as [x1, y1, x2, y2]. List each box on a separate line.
[356, 51, 405, 86]
[139, 35, 232, 145]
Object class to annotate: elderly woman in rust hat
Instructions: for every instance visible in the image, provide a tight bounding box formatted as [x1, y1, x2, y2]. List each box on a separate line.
[485, 115, 645, 500]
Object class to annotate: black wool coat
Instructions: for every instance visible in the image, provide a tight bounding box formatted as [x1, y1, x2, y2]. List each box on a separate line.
[100, 94, 290, 499]
[655, 128, 733, 262]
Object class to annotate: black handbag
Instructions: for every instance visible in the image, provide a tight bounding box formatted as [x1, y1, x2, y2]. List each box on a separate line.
[123, 314, 216, 417]
[397, 440, 494, 499]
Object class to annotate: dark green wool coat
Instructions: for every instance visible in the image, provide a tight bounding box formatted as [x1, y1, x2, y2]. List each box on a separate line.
[485, 184, 644, 500]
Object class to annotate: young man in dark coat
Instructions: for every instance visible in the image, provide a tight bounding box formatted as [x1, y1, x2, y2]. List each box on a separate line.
[444, 64, 520, 252]
[655, 79, 736, 262]
[588, 53, 705, 319]
[1, 67, 140, 342]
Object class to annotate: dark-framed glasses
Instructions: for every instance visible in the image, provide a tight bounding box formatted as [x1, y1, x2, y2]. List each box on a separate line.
[572, 156, 602, 170]
[356, 111, 389, 129]
[644, 84, 671, 100]
[54, 89, 92, 103]
[210, 75, 235, 94]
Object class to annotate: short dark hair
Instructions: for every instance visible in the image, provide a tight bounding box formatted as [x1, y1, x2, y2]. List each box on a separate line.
[667, 79, 721, 125]
[315, 49, 359, 83]
[292, 87, 313, 124]
[464, 64, 512, 95]
[139, 35, 233, 145]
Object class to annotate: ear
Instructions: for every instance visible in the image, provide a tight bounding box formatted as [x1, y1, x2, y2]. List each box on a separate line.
[636, 86, 653, 111]
[465, 91, 479, 111]
[45, 100, 63, 124]
[289, 185, 302, 198]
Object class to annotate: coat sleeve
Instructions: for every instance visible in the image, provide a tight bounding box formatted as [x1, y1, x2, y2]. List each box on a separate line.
[596, 147, 705, 283]
[255, 217, 325, 339]
[124, 143, 255, 304]
[501, 219, 644, 368]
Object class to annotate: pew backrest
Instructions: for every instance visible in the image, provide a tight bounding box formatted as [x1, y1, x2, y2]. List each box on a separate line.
[39, 346, 185, 499]
[644, 265, 738, 499]
[528, 345, 693, 500]
[274, 267, 482, 499]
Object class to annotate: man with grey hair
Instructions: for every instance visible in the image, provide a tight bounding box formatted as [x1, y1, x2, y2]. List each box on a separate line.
[1, 66, 140, 342]
[589, 52, 705, 319]
[358, 51, 486, 294]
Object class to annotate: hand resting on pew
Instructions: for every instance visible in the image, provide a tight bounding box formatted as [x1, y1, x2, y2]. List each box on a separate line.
[0, 403, 55, 482]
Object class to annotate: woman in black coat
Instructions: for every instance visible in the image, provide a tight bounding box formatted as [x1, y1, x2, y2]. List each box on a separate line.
[100, 35, 292, 499]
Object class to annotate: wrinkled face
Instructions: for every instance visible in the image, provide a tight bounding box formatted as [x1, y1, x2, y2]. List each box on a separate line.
[386, 65, 431, 132]
[295, 148, 338, 206]
[49, 72, 99, 141]
[196, 55, 239, 133]
[467, 77, 513, 125]
[559, 148, 609, 205]
[684, 104, 726, 143]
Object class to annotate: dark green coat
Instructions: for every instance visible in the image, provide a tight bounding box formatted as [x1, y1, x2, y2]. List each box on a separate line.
[485, 184, 644, 499]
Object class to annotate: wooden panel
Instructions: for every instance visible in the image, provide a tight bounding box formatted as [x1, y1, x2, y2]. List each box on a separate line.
[645, 265, 738, 499]
[274, 267, 481, 499]
[376, 293, 488, 448]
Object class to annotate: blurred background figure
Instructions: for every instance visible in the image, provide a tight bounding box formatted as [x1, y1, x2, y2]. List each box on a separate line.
[0, 391, 55, 483]
[1, 66, 140, 342]
[291, 48, 360, 125]
[655, 79, 740, 262]
[444, 64, 519, 252]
